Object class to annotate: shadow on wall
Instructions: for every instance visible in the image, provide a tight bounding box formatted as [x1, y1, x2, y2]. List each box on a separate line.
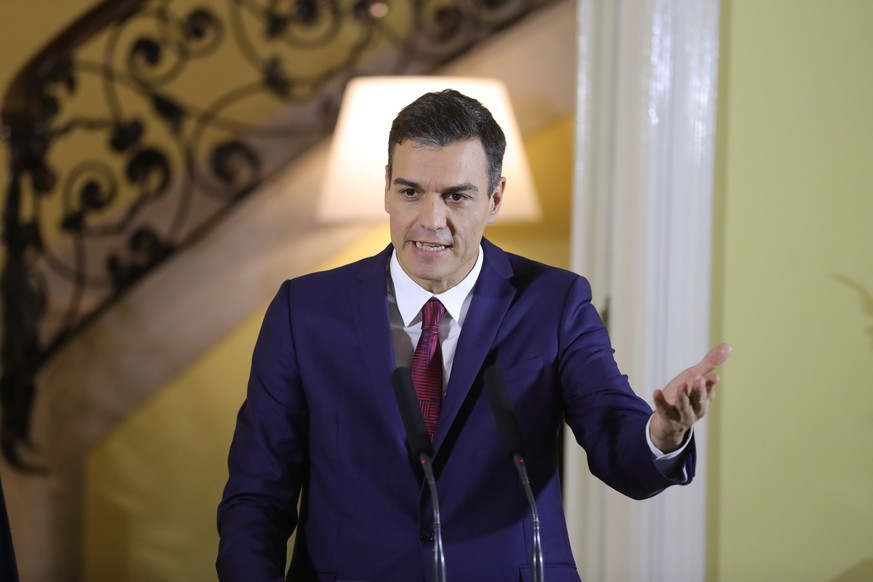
[830, 558, 873, 582]
[832, 274, 873, 353]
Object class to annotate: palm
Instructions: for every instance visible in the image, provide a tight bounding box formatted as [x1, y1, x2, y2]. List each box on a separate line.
[650, 343, 732, 452]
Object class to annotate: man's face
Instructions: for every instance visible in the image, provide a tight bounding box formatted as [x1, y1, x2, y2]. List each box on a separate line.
[385, 138, 504, 294]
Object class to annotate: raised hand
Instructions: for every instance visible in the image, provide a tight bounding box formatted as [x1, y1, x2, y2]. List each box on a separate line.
[649, 343, 732, 453]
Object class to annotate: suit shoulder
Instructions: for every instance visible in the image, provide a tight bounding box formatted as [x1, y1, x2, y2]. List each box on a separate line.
[286, 248, 388, 293]
[499, 248, 591, 289]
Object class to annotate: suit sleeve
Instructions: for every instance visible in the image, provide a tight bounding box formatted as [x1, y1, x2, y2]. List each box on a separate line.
[558, 277, 695, 499]
[217, 281, 308, 581]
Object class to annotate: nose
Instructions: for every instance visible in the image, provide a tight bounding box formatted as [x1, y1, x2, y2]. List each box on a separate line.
[417, 193, 447, 231]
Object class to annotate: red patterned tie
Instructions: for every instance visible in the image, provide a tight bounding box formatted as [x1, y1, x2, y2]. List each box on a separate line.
[411, 298, 446, 442]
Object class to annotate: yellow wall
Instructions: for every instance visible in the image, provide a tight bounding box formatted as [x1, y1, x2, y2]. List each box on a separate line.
[709, 1, 873, 581]
[82, 115, 575, 580]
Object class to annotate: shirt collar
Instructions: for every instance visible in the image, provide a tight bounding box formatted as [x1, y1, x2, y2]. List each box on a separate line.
[390, 245, 484, 326]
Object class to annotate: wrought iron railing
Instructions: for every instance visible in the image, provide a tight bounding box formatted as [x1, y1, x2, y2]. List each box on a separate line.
[0, 0, 555, 468]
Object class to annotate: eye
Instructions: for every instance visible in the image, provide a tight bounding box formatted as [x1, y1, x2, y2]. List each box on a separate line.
[400, 188, 419, 198]
[446, 192, 470, 203]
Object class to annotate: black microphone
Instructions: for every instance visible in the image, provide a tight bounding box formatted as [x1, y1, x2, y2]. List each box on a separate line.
[484, 365, 544, 582]
[391, 367, 446, 582]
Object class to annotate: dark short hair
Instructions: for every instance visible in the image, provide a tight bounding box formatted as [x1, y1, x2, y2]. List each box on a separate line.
[387, 89, 507, 195]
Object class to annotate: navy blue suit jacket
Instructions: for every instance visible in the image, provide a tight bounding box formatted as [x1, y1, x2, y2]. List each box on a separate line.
[217, 239, 694, 581]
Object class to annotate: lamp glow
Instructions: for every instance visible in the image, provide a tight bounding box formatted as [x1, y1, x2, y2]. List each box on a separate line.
[317, 76, 540, 222]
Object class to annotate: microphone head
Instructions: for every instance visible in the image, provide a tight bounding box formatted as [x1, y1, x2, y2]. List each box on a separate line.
[391, 367, 434, 460]
[484, 365, 526, 458]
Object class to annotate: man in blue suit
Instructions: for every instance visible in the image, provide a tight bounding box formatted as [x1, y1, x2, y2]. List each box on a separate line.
[217, 89, 731, 581]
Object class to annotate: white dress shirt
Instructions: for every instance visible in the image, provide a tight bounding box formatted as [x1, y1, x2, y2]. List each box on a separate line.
[388, 245, 483, 388]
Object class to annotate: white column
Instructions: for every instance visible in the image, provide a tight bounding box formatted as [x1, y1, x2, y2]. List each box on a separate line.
[566, 0, 721, 580]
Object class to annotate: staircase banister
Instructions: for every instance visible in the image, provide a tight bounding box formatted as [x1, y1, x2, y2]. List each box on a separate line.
[2, 0, 145, 131]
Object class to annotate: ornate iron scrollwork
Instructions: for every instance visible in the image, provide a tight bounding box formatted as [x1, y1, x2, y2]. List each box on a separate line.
[0, 0, 553, 468]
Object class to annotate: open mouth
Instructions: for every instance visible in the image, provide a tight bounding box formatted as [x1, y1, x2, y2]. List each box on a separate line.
[414, 241, 449, 251]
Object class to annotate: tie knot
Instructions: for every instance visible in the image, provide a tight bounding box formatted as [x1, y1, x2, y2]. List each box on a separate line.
[422, 298, 445, 329]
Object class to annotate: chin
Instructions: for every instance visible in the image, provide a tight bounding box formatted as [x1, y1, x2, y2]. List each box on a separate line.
[411, 269, 446, 284]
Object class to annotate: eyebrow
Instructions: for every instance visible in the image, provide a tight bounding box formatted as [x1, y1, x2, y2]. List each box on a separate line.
[392, 178, 480, 194]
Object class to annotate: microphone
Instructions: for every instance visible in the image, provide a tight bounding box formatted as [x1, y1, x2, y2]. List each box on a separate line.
[484, 365, 544, 582]
[391, 367, 446, 582]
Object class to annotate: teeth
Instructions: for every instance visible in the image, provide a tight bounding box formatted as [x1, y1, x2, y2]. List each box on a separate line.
[415, 242, 446, 251]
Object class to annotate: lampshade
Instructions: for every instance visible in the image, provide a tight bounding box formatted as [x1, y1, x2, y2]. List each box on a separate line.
[317, 76, 540, 222]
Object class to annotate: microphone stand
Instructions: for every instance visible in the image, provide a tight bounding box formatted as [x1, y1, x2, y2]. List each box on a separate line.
[420, 453, 446, 582]
[513, 453, 543, 582]
[484, 365, 545, 582]
[392, 367, 447, 582]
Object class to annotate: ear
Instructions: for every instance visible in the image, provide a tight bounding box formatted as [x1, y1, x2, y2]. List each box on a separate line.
[486, 177, 506, 224]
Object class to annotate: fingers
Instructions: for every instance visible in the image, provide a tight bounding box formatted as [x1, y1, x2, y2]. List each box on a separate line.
[654, 347, 728, 440]
[691, 343, 732, 376]
[657, 382, 696, 418]
[706, 376, 718, 401]
[657, 370, 720, 418]
[689, 378, 709, 416]
[705, 373, 720, 393]
[653, 389, 675, 421]
[676, 387, 692, 415]
[667, 376, 714, 418]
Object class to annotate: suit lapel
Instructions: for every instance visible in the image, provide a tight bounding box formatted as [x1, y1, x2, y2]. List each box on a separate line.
[434, 240, 515, 452]
[352, 241, 517, 460]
